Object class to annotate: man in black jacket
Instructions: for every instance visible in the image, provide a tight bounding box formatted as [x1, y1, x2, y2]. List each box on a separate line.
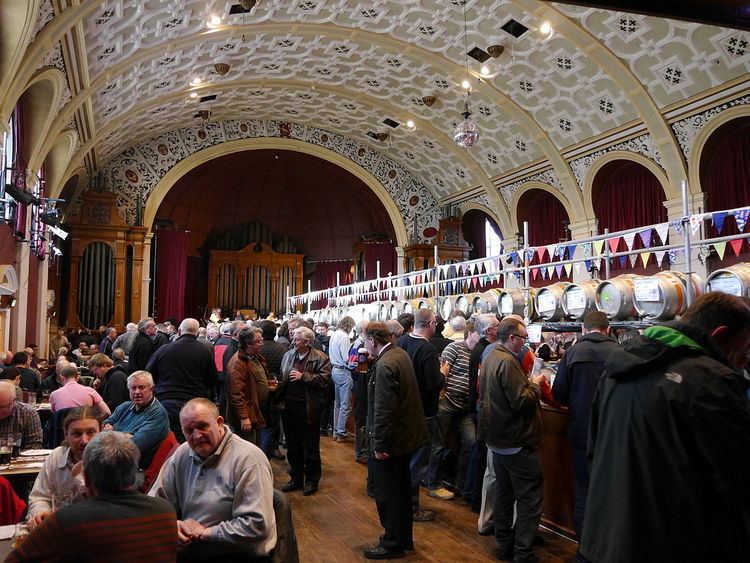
[89, 353, 130, 412]
[128, 318, 158, 374]
[363, 322, 428, 560]
[581, 293, 750, 563]
[396, 308, 444, 520]
[146, 318, 218, 441]
[552, 311, 617, 541]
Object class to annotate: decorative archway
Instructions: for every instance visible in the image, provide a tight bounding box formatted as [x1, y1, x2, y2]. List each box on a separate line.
[510, 181, 576, 237]
[143, 137, 410, 247]
[0, 265, 19, 296]
[583, 151, 670, 218]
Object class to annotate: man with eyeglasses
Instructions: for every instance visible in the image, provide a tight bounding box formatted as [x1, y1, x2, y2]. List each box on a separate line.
[478, 317, 545, 563]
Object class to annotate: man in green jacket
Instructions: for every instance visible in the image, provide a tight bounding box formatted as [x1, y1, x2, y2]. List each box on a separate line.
[478, 317, 545, 563]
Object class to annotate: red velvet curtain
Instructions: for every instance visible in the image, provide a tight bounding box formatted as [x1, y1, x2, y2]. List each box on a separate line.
[311, 261, 353, 309]
[12, 104, 27, 238]
[594, 161, 667, 273]
[517, 190, 571, 287]
[363, 242, 395, 279]
[155, 229, 189, 322]
[183, 256, 208, 322]
[704, 121, 750, 267]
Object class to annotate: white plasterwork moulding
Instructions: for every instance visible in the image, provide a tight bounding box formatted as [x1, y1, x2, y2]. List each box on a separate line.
[568, 133, 663, 192]
[671, 94, 750, 159]
[96, 119, 441, 242]
[498, 169, 563, 210]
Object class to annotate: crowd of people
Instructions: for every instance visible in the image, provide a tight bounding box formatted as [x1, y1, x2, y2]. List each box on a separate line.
[0, 291, 748, 562]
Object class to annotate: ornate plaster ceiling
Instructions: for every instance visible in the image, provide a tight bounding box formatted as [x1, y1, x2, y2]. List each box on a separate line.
[15, 1, 750, 217]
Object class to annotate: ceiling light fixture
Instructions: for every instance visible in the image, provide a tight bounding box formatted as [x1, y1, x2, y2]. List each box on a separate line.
[190, 92, 198, 98]
[486, 44, 505, 58]
[453, 1, 480, 148]
[461, 79, 471, 90]
[208, 15, 222, 27]
[190, 77, 202, 86]
[421, 95, 436, 107]
[213, 62, 230, 76]
[406, 119, 416, 131]
[540, 21, 553, 35]
[480, 65, 491, 76]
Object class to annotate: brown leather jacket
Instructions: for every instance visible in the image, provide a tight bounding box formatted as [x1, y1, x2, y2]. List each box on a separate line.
[226, 350, 267, 429]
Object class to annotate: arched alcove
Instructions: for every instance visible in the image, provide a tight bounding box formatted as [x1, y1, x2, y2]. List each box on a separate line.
[43, 130, 77, 196]
[19, 70, 62, 171]
[461, 209, 502, 260]
[592, 160, 667, 273]
[0, 1, 36, 90]
[517, 189, 571, 287]
[700, 117, 750, 268]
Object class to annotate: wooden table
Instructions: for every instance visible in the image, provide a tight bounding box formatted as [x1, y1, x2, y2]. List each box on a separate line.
[0, 456, 47, 477]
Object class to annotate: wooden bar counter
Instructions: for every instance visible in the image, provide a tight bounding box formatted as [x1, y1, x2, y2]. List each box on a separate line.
[539, 405, 576, 539]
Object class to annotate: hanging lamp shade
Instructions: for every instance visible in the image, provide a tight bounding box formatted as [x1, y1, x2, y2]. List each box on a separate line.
[453, 106, 479, 148]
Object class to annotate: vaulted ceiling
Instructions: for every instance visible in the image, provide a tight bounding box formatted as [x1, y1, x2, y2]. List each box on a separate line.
[2, 0, 749, 234]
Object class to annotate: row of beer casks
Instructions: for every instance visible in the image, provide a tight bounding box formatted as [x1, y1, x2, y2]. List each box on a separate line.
[309, 263, 750, 323]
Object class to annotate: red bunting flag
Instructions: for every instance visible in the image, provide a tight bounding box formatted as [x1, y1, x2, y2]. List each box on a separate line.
[608, 237, 621, 254]
[730, 239, 744, 256]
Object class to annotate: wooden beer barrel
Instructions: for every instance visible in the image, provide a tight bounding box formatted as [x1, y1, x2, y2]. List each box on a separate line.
[561, 280, 599, 321]
[706, 263, 750, 297]
[535, 283, 571, 321]
[633, 272, 704, 321]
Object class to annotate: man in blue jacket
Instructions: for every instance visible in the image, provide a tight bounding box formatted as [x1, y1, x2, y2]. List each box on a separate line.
[104, 370, 169, 468]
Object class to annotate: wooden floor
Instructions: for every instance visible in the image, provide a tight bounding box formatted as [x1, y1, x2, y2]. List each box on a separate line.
[271, 436, 578, 563]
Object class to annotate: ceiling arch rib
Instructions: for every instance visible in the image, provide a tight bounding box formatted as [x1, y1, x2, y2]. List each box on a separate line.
[54, 79, 513, 230]
[518, 0, 687, 195]
[41, 19, 579, 216]
[0, 0, 99, 124]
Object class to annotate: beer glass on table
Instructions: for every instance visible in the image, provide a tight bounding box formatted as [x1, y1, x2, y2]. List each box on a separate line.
[11, 523, 28, 549]
[9, 433, 21, 459]
[0, 437, 12, 466]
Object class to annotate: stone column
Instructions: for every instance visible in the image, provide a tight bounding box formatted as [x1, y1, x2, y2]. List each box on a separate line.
[140, 233, 153, 320]
[394, 246, 405, 276]
[35, 259, 50, 356]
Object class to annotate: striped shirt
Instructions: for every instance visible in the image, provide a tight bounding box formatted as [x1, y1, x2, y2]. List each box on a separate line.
[0, 401, 42, 450]
[441, 341, 471, 410]
[7, 491, 177, 562]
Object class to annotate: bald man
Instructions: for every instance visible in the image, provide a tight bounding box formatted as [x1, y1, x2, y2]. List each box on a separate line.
[0, 381, 42, 450]
[146, 319, 218, 442]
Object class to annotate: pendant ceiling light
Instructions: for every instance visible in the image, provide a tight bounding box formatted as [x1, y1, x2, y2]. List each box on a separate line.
[453, 1, 479, 148]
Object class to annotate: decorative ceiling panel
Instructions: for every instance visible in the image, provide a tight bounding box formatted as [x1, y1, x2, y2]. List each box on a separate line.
[553, 4, 750, 108]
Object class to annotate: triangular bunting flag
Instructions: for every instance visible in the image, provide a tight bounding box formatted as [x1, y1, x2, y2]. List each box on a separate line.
[655, 250, 666, 265]
[608, 237, 621, 254]
[638, 229, 653, 248]
[565, 263, 573, 277]
[567, 244, 577, 259]
[629, 253, 638, 267]
[713, 241, 727, 260]
[547, 244, 557, 258]
[509, 251, 518, 264]
[730, 239, 744, 256]
[668, 250, 679, 265]
[623, 232, 637, 251]
[547, 266, 555, 279]
[672, 220, 684, 236]
[655, 223, 669, 245]
[584, 259, 592, 271]
[536, 247, 546, 262]
[640, 252, 651, 267]
[735, 209, 749, 232]
[574, 263, 581, 274]
[531, 268, 539, 280]
[555, 265, 564, 278]
[689, 214, 702, 236]
[712, 212, 727, 234]
[618, 256, 627, 268]
[593, 240, 604, 256]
